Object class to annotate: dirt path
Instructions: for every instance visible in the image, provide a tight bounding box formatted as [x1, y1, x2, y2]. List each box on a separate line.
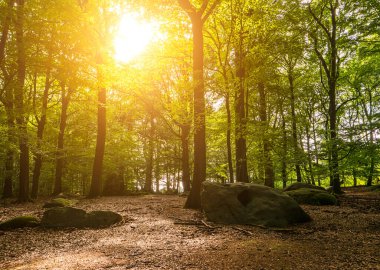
[1, 195, 379, 270]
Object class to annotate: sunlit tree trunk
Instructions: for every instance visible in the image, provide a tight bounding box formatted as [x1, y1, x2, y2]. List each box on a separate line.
[225, 92, 234, 183]
[15, 0, 30, 202]
[280, 102, 287, 188]
[89, 66, 106, 197]
[309, 0, 341, 193]
[258, 82, 274, 187]
[179, 0, 220, 209]
[53, 85, 72, 195]
[181, 124, 191, 192]
[144, 115, 155, 193]
[287, 62, 302, 183]
[0, 0, 15, 198]
[31, 56, 52, 199]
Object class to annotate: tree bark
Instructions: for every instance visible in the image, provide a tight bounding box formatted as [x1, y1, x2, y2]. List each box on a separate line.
[53, 85, 71, 195]
[288, 64, 302, 183]
[15, 0, 29, 202]
[144, 115, 155, 192]
[31, 58, 51, 199]
[258, 82, 274, 187]
[225, 93, 234, 183]
[181, 124, 191, 192]
[89, 74, 107, 197]
[179, 0, 220, 209]
[235, 50, 248, 183]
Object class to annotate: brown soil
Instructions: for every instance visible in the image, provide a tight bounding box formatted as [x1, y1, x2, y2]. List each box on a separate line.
[0, 193, 379, 270]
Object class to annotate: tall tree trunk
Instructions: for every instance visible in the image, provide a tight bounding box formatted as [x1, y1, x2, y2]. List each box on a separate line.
[53, 85, 71, 195]
[144, 115, 154, 193]
[185, 13, 206, 209]
[181, 124, 191, 192]
[306, 123, 315, 185]
[235, 53, 248, 183]
[154, 143, 161, 193]
[288, 65, 302, 182]
[179, 0, 220, 209]
[258, 82, 274, 187]
[309, 1, 341, 193]
[0, 1, 15, 198]
[15, 0, 29, 202]
[31, 59, 51, 199]
[3, 106, 15, 198]
[225, 92, 234, 183]
[89, 71, 107, 197]
[280, 102, 287, 189]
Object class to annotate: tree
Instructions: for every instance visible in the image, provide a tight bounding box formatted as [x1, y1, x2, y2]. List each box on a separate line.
[178, 0, 220, 209]
[14, 0, 29, 202]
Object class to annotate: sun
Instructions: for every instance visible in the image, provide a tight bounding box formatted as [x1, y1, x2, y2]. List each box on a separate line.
[114, 13, 156, 63]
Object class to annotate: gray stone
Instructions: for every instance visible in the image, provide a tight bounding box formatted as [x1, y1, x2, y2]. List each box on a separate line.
[41, 207, 87, 228]
[86, 211, 123, 228]
[41, 207, 123, 228]
[285, 188, 337, 205]
[201, 182, 311, 228]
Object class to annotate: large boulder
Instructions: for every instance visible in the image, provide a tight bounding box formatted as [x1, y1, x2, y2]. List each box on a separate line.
[284, 182, 326, 192]
[41, 207, 123, 228]
[86, 211, 123, 228]
[285, 188, 337, 205]
[41, 207, 88, 228]
[0, 216, 40, 230]
[201, 182, 311, 228]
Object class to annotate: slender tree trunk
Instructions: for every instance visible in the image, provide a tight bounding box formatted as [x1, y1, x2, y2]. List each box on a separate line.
[185, 14, 206, 209]
[178, 0, 220, 208]
[53, 85, 71, 195]
[15, 0, 29, 202]
[280, 103, 287, 189]
[225, 92, 234, 183]
[235, 62, 248, 183]
[181, 124, 191, 192]
[31, 61, 51, 199]
[3, 106, 15, 198]
[367, 131, 375, 186]
[306, 121, 315, 185]
[258, 82, 274, 187]
[288, 67, 302, 182]
[144, 115, 154, 193]
[89, 74, 107, 197]
[154, 143, 161, 193]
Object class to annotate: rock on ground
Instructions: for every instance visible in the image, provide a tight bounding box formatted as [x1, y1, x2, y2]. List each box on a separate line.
[201, 182, 311, 227]
[285, 188, 337, 205]
[284, 182, 326, 192]
[0, 216, 40, 230]
[41, 207, 122, 228]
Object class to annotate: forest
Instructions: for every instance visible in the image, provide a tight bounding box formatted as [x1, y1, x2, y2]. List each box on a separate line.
[0, 0, 379, 269]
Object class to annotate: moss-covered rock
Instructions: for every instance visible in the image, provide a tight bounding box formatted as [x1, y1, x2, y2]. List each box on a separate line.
[285, 188, 337, 205]
[0, 216, 40, 230]
[284, 182, 326, 192]
[86, 211, 123, 228]
[41, 207, 123, 228]
[41, 207, 87, 228]
[43, 198, 78, 208]
[201, 182, 311, 228]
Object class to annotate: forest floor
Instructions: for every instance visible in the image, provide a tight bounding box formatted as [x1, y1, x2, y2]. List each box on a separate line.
[0, 187, 380, 270]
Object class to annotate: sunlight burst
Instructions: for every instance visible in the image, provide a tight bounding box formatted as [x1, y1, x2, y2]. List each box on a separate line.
[114, 13, 156, 63]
